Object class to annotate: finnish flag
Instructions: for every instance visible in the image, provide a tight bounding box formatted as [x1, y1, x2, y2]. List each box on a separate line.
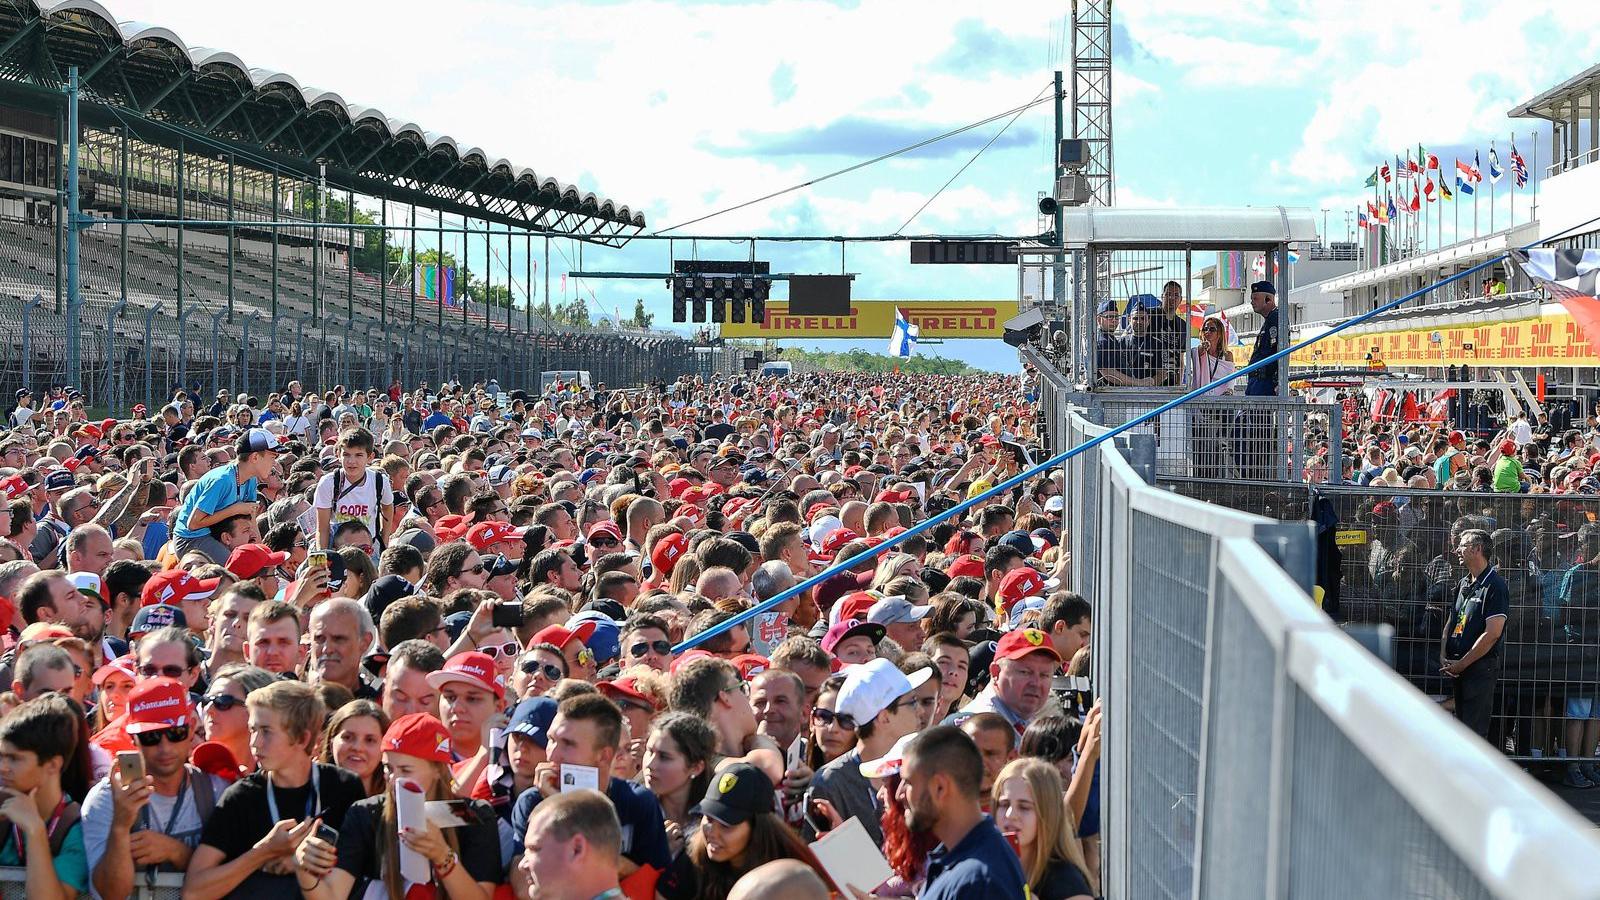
[887, 307, 919, 358]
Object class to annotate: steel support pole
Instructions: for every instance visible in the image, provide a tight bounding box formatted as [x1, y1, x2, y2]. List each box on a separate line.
[271, 169, 279, 319]
[211, 309, 226, 396]
[1051, 69, 1066, 320]
[65, 67, 82, 391]
[119, 125, 128, 310]
[177, 136, 185, 323]
[104, 298, 125, 412]
[346, 186, 355, 322]
[178, 307, 194, 394]
[143, 303, 161, 410]
[242, 312, 258, 401]
[227, 152, 236, 321]
[379, 197, 388, 337]
[22, 294, 40, 394]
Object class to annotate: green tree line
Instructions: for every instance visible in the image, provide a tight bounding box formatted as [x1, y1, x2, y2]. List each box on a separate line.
[775, 347, 985, 375]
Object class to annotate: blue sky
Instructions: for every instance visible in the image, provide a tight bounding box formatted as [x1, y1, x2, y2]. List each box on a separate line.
[101, 0, 1600, 373]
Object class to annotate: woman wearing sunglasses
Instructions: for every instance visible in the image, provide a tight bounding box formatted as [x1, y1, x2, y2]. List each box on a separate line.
[804, 675, 856, 773]
[511, 642, 567, 701]
[1185, 314, 1236, 481]
[197, 664, 276, 771]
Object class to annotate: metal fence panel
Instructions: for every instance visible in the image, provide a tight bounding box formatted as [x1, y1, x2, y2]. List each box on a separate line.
[1093, 391, 1339, 484]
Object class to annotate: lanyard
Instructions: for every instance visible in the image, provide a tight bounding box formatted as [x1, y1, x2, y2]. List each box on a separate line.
[8, 796, 67, 863]
[139, 770, 192, 838]
[265, 765, 321, 827]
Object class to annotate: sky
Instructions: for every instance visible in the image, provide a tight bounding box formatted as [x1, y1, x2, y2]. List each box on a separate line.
[98, 0, 1600, 373]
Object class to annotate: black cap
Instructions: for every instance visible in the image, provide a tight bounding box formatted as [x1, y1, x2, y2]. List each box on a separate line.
[362, 574, 417, 621]
[580, 598, 627, 622]
[1250, 280, 1276, 296]
[690, 762, 774, 826]
[483, 553, 517, 579]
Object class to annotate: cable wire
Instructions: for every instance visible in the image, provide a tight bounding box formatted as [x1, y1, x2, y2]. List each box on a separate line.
[651, 89, 1056, 236]
[895, 82, 1052, 235]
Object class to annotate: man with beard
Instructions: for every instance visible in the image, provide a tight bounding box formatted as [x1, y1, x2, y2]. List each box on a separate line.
[899, 726, 1025, 900]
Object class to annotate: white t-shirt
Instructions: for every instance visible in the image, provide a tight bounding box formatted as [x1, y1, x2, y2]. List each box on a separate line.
[81, 769, 230, 900]
[1511, 418, 1534, 445]
[313, 466, 388, 544]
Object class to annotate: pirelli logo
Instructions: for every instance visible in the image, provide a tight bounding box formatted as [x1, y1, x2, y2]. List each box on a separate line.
[719, 300, 1019, 339]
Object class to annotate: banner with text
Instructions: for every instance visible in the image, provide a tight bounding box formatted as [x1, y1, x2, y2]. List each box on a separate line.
[720, 300, 1020, 339]
[1292, 312, 1598, 368]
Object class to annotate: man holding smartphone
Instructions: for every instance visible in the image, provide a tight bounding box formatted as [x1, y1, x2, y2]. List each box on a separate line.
[82, 677, 228, 900]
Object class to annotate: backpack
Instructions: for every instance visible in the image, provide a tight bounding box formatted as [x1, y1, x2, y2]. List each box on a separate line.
[329, 467, 389, 551]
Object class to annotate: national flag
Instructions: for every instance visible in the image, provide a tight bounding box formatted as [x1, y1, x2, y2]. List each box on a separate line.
[1357, 210, 1370, 229]
[1409, 186, 1420, 212]
[1385, 194, 1396, 221]
[1408, 151, 1421, 173]
[1511, 143, 1529, 187]
[1511, 248, 1600, 359]
[1366, 200, 1379, 217]
[1489, 147, 1504, 183]
[1366, 167, 1380, 188]
[1456, 175, 1475, 196]
[887, 307, 920, 358]
[1395, 155, 1411, 180]
[1379, 161, 1391, 183]
[1426, 151, 1440, 170]
[1456, 157, 1481, 183]
[1439, 178, 1453, 201]
[1423, 177, 1435, 201]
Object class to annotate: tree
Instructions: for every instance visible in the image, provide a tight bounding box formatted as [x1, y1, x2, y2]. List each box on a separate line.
[628, 298, 655, 329]
[774, 347, 985, 375]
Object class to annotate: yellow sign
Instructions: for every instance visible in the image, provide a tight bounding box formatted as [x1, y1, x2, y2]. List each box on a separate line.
[1335, 529, 1369, 547]
[718, 773, 737, 794]
[1292, 312, 1599, 368]
[719, 300, 1020, 339]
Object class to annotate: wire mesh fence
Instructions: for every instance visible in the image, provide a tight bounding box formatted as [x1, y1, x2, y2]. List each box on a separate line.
[1090, 392, 1340, 483]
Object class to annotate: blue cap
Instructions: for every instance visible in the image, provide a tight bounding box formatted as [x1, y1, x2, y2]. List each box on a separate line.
[1096, 299, 1118, 314]
[578, 467, 601, 485]
[566, 611, 621, 664]
[44, 471, 75, 491]
[1127, 293, 1159, 311]
[130, 603, 187, 638]
[506, 697, 558, 748]
[997, 529, 1035, 558]
[240, 427, 284, 453]
[1250, 280, 1276, 296]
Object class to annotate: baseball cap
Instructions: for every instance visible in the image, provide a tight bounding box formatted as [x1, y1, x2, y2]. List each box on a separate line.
[822, 619, 885, 655]
[996, 567, 1047, 612]
[424, 651, 506, 701]
[731, 654, 771, 681]
[598, 676, 660, 711]
[466, 521, 527, 552]
[1007, 596, 1046, 629]
[67, 571, 107, 606]
[92, 654, 137, 686]
[567, 612, 621, 664]
[123, 677, 190, 734]
[820, 527, 858, 557]
[859, 731, 919, 779]
[650, 533, 688, 580]
[226, 543, 289, 580]
[18, 622, 73, 642]
[487, 464, 515, 486]
[506, 697, 558, 748]
[1448, 430, 1466, 446]
[945, 554, 985, 580]
[837, 591, 879, 622]
[382, 713, 454, 763]
[483, 553, 517, 579]
[867, 595, 933, 626]
[44, 471, 75, 492]
[239, 428, 284, 454]
[995, 628, 1063, 665]
[587, 521, 624, 544]
[836, 658, 933, 726]
[1250, 280, 1276, 296]
[1043, 495, 1065, 514]
[532, 620, 598, 652]
[141, 570, 222, 608]
[691, 762, 774, 827]
[362, 574, 418, 621]
[874, 487, 914, 504]
[0, 475, 26, 501]
[997, 530, 1036, 558]
[580, 598, 628, 623]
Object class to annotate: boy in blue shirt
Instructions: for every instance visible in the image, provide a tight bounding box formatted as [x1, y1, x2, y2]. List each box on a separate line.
[170, 429, 283, 564]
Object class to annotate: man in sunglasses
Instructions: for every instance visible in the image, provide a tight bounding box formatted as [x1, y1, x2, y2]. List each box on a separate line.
[83, 676, 224, 900]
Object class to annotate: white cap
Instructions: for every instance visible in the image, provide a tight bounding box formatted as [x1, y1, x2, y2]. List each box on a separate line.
[1044, 495, 1065, 514]
[836, 658, 933, 726]
[867, 595, 932, 626]
[809, 515, 844, 550]
[859, 730, 920, 779]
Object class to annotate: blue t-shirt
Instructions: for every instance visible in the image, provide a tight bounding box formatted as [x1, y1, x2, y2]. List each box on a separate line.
[141, 521, 170, 560]
[921, 815, 1026, 900]
[511, 776, 670, 872]
[422, 412, 453, 431]
[0, 817, 87, 895]
[173, 463, 258, 539]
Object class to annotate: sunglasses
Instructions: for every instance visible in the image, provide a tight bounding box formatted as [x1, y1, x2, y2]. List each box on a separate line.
[590, 535, 620, 548]
[457, 563, 486, 576]
[628, 640, 672, 658]
[138, 664, 191, 679]
[200, 694, 244, 711]
[134, 725, 190, 747]
[478, 640, 521, 660]
[520, 659, 564, 680]
[811, 707, 854, 729]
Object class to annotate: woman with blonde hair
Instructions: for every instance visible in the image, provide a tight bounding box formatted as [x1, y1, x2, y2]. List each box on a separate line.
[992, 757, 1095, 900]
[870, 552, 920, 592]
[1185, 314, 1236, 480]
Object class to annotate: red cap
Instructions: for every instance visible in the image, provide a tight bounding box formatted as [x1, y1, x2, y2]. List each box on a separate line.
[598, 677, 660, 711]
[1499, 439, 1517, 456]
[650, 533, 688, 580]
[669, 649, 714, 674]
[874, 488, 913, 504]
[837, 591, 878, 622]
[722, 497, 752, 520]
[821, 527, 858, 556]
[140, 570, 221, 608]
[62, 457, 81, 473]
[190, 741, 244, 782]
[979, 434, 1000, 446]
[844, 465, 864, 477]
[668, 477, 693, 499]
[77, 424, 102, 441]
[805, 502, 836, 523]
[731, 653, 770, 681]
[92, 654, 137, 686]
[466, 521, 527, 552]
[99, 418, 115, 435]
[434, 514, 469, 542]
[676, 504, 705, 526]
[945, 554, 985, 580]
[382, 713, 454, 763]
[0, 475, 26, 501]
[123, 677, 190, 734]
[995, 628, 1063, 665]
[1448, 430, 1465, 445]
[424, 651, 505, 701]
[681, 486, 714, 505]
[132, 404, 148, 417]
[531, 620, 597, 651]
[226, 543, 289, 580]
[587, 521, 624, 544]
[997, 568, 1047, 611]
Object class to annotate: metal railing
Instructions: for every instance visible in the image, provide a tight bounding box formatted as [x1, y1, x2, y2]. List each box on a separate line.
[1089, 391, 1339, 483]
[0, 867, 182, 898]
[1070, 407, 1600, 898]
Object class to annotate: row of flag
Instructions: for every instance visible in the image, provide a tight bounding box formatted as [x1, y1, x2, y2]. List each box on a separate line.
[1355, 141, 1529, 230]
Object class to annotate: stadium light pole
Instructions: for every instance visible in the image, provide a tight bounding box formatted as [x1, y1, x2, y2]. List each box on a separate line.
[63, 66, 83, 393]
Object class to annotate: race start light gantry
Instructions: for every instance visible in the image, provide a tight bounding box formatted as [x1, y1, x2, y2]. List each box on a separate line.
[909, 240, 1021, 265]
[670, 260, 770, 324]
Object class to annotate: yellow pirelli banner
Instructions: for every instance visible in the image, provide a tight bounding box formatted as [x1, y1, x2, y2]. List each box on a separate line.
[719, 300, 1020, 339]
[1291, 311, 1600, 368]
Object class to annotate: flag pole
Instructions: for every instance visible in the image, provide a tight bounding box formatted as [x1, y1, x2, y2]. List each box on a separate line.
[1510, 131, 1517, 225]
[1454, 160, 1459, 244]
[1490, 139, 1497, 234]
[1532, 131, 1540, 221]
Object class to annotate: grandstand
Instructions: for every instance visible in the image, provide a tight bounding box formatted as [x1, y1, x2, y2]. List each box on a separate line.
[0, 0, 695, 410]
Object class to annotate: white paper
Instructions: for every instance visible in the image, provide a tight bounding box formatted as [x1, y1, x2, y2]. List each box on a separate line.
[809, 816, 894, 895]
[559, 763, 600, 793]
[424, 800, 476, 829]
[394, 778, 431, 884]
[486, 727, 504, 786]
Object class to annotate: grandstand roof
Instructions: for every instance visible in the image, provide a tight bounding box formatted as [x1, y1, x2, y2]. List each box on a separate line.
[0, 0, 643, 243]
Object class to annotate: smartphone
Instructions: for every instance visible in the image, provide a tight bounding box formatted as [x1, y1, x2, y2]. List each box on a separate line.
[306, 550, 329, 572]
[805, 800, 833, 836]
[314, 822, 339, 846]
[116, 751, 144, 783]
[492, 601, 524, 629]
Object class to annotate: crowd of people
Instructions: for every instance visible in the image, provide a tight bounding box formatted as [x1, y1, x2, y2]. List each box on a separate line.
[0, 369, 1100, 900]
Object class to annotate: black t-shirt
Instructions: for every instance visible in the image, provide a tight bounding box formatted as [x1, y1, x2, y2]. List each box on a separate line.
[702, 422, 735, 442]
[1447, 565, 1510, 662]
[197, 763, 367, 899]
[335, 795, 502, 888]
[1034, 858, 1094, 900]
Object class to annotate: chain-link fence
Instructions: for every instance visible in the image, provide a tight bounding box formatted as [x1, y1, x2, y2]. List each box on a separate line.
[1089, 391, 1340, 483]
[1062, 403, 1600, 898]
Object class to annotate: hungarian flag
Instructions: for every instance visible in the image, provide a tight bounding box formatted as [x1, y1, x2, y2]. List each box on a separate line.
[1511, 248, 1600, 358]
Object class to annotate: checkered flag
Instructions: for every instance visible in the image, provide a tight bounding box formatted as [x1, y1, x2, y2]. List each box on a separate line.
[1511, 248, 1600, 359]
